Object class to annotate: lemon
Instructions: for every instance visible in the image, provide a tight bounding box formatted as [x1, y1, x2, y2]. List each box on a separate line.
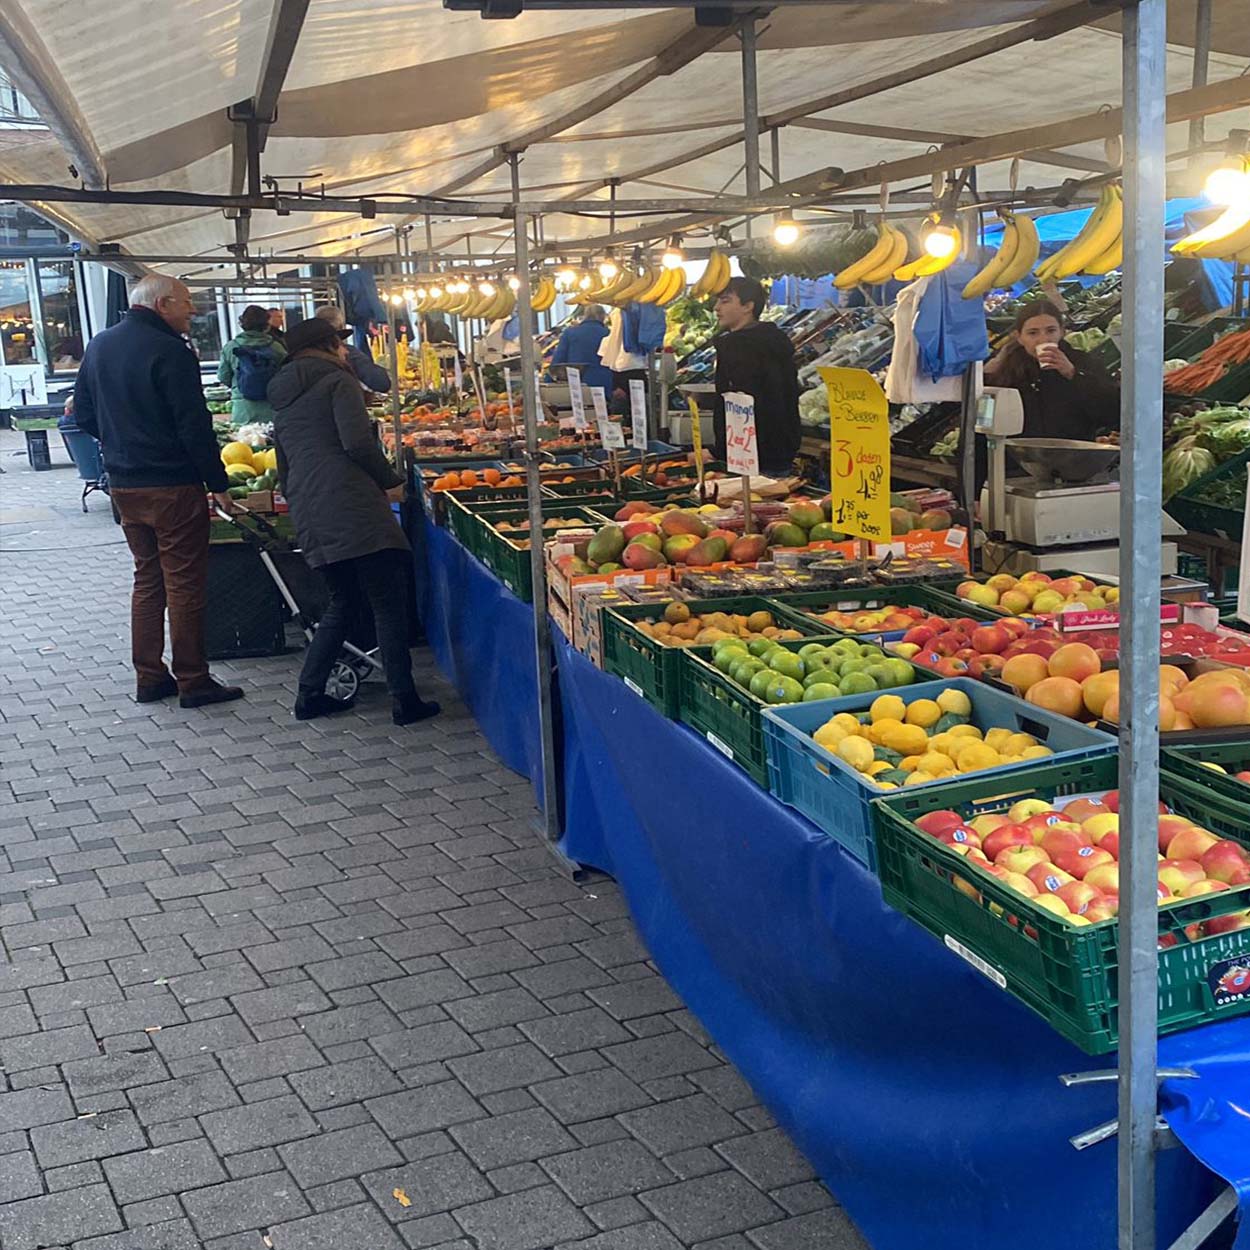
[899, 755, 923, 772]
[875, 781, 898, 790]
[936, 688, 972, 717]
[869, 717, 905, 746]
[984, 727, 1013, 751]
[884, 723, 929, 758]
[814, 723, 846, 751]
[865, 760, 894, 777]
[947, 724, 983, 740]
[916, 751, 957, 776]
[832, 713, 863, 736]
[1201, 761, 1228, 774]
[1003, 732, 1037, 756]
[836, 736, 875, 773]
[928, 732, 952, 756]
[1021, 745, 1054, 760]
[904, 771, 935, 786]
[870, 694, 907, 724]
[904, 699, 942, 729]
[956, 743, 1001, 773]
[221, 441, 255, 467]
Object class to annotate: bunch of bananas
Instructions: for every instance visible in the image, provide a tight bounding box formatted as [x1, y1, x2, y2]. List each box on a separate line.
[531, 276, 557, 312]
[636, 266, 686, 306]
[692, 250, 732, 298]
[415, 284, 516, 320]
[894, 220, 963, 282]
[1172, 199, 1250, 263]
[1035, 183, 1122, 281]
[961, 212, 1042, 299]
[833, 222, 909, 289]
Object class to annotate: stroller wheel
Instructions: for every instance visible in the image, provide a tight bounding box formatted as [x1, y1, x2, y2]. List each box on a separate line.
[326, 661, 360, 703]
[352, 658, 375, 679]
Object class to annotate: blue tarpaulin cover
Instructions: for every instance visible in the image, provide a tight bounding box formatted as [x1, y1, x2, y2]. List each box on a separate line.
[413, 510, 1248, 1248]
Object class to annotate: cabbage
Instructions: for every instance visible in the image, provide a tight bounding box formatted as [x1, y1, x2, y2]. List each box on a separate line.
[799, 387, 829, 426]
[1163, 436, 1217, 499]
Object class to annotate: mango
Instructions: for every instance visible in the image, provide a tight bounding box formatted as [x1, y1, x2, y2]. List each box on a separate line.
[788, 503, 825, 532]
[660, 510, 707, 539]
[586, 525, 626, 567]
[623, 543, 664, 570]
[730, 534, 767, 563]
[663, 534, 700, 563]
[766, 521, 807, 549]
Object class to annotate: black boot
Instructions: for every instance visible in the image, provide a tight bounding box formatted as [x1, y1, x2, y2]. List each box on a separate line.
[295, 693, 354, 721]
[393, 694, 441, 725]
[180, 680, 245, 709]
[136, 675, 178, 704]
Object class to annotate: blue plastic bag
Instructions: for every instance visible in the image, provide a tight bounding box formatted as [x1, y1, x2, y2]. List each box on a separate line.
[913, 266, 990, 380]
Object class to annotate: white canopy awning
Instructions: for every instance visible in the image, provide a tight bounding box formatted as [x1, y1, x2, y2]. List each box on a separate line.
[0, 0, 1246, 271]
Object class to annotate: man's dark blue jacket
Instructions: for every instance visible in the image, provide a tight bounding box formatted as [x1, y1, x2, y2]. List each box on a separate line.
[74, 307, 228, 492]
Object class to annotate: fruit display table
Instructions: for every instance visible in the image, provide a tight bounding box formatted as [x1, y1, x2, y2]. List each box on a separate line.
[413, 513, 1245, 1250]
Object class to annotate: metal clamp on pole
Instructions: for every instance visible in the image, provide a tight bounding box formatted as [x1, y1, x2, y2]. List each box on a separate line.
[1058, 1067, 1195, 1152]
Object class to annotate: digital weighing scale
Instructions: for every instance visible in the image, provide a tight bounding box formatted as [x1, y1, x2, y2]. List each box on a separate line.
[976, 387, 1182, 577]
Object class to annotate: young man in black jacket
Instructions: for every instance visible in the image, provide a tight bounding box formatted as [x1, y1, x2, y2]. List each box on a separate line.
[712, 277, 800, 477]
[74, 275, 244, 709]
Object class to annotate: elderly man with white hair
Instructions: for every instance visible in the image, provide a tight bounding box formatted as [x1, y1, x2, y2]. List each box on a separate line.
[74, 273, 244, 709]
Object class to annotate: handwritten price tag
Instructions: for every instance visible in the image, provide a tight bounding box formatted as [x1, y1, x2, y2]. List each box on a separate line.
[629, 379, 648, 450]
[722, 390, 759, 477]
[567, 367, 587, 430]
[591, 387, 625, 448]
[819, 366, 891, 543]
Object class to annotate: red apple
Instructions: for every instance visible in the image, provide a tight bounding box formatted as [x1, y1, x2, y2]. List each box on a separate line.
[995, 844, 1051, 875]
[1000, 618, 1032, 639]
[1000, 870, 1039, 897]
[1181, 880, 1231, 898]
[933, 657, 970, 677]
[916, 810, 966, 837]
[1026, 862, 1075, 894]
[1157, 814, 1197, 854]
[1007, 798, 1056, 824]
[951, 618, 981, 634]
[902, 626, 937, 648]
[1099, 831, 1120, 861]
[1085, 899, 1119, 922]
[1200, 840, 1250, 885]
[1157, 859, 1206, 895]
[1101, 789, 1168, 816]
[1021, 813, 1079, 845]
[1041, 824, 1093, 860]
[1084, 863, 1121, 895]
[972, 624, 1011, 655]
[948, 844, 991, 867]
[968, 813, 1011, 837]
[1204, 910, 1250, 936]
[982, 825, 1035, 861]
[1062, 798, 1111, 825]
[1055, 846, 1115, 880]
[1057, 881, 1102, 916]
[1169, 826, 1220, 863]
[937, 826, 982, 851]
[968, 654, 1006, 680]
[932, 631, 967, 657]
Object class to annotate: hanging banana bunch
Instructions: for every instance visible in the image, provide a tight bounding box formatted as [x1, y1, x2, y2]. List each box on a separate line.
[531, 276, 557, 313]
[637, 265, 685, 306]
[963, 213, 1018, 299]
[692, 250, 732, 298]
[1172, 196, 1250, 261]
[834, 222, 905, 289]
[1035, 183, 1122, 281]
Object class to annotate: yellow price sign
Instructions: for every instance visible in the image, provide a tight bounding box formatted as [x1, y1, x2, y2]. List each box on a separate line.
[687, 396, 705, 487]
[819, 366, 891, 543]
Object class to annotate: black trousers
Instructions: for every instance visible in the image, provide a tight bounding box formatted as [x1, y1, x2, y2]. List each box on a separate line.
[300, 548, 417, 699]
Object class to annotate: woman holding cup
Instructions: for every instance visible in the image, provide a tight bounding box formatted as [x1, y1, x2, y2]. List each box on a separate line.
[983, 299, 1119, 441]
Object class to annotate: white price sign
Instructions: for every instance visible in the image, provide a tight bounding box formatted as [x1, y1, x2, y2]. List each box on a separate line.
[629, 379, 648, 450]
[567, 366, 587, 430]
[591, 388, 625, 449]
[723, 390, 759, 477]
[453, 353, 463, 392]
[504, 366, 514, 412]
[589, 386, 609, 422]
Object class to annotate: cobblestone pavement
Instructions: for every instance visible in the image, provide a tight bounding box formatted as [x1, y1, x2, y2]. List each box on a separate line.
[0, 428, 867, 1250]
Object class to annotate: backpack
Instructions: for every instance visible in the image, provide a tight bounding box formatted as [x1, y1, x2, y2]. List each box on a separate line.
[234, 343, 279, 401]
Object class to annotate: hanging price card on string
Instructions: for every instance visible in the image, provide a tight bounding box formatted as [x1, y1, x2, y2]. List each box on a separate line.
[629, 380, 648, 450]
[818, 366, 891, 542]
[591, 388, 625, 448]
[722, 391, 759, 477]
[567, 367, 587, 430]
[687, 396, 705, 486]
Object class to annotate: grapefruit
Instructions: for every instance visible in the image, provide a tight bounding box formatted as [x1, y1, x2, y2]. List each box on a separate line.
[221, 441, 255, 467]
[1001, 653, 1049, 695]
[1048, 642, 1100, 684]
[1026, 676, 1084, 719]
[1081, 670, 1120, 718]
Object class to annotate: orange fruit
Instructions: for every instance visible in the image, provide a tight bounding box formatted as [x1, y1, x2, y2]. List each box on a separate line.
[460, 470, 479, 488]
[444, 471, 461, 488]
[483, 468, 502, 486]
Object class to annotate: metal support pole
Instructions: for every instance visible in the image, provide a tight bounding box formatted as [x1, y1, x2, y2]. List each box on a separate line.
[1187, 0, 1212, 171]
[1119, 3, 1167, 1248]
[384, 258, 404, 469]
[770, 127, 782, 185]
[741, 16, 760, 239]
[514, 207, 562, 846]
[244, 117, 262, 200]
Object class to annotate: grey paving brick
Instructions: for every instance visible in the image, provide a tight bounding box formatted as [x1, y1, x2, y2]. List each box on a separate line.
[85, 995, 188, 1038]
[0, 954, 64, 992]
[218, 1035, 325, 1085]
[73, 1216, 203, 1250]
[585, 1195, 651, 1232]
[603, 1033, 721, 1083]
[226, 1146, 283, 1179]
[182, 1171, 311, 1239]
[103, 1139, 228, 1204]
[488, 1160, 547, 1192]
[366, 1082, 484, 1138]
[532, 1069, 653, 1124]
[201, 1095, 319, 1154]
[245, 935, 335, 974]
[588, 978, 684, 1021]
[446, 1041, 560, 1095]
[130, 1071, 240, 1125]
[376, 969, 474, 1014]
[0, 1085, 74, 1132]
[121, 1194, 184, 1227]
[445, 987, 548, 1032]
[361, 1150, 493, 1220]
[0, 1001, 37, 1039]
[30, 1108, 146, 1167]
[278, 1122, 404, 1187]
[0, 1148, 42, 1201]
[690, 1067, 758, 1113]
[0, 1182, 122, 1250]
[370, 1021, 479, 1071]
[110, 945, 202, 987]
[714, 1127, 816, 1190]
[450, 1106, 575, 1170]
[168, 964, 265, 1004]
[619, 1095, 746, 1158]
[305, 1178, 365, 1212]
[298, 1001, 402, 1047]
[664, 1147, 726, 1179]
[519, 1007, 631, 1057]
[289, 1057, 401, 1109]
[559, 1226, 685, 1250]
[640, 1171, 783, 1242]
[745, 1208, 869, 1250]
[542, 1140, 675, 1205]
[151, 1014, 254, 1058]
[375, 925, 469, 963]
[270, 1202, 406, 1250]
[453, 1184, 594, 1250]
[773, 1181, 836, 1217]
[186, 922, 276, 957]
[0, 1023, 99, 1070]
[233, 981, 331, 1025]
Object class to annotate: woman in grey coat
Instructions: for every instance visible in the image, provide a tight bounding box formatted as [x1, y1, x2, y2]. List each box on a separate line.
[268, 317, 439, 725]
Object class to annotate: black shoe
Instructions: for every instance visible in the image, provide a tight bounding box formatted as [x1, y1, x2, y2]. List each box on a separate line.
[295, 693, 354, 721]
[393, 695, 441, 726]
[136, 675, 178, 704]
[180, 680, 245, 709]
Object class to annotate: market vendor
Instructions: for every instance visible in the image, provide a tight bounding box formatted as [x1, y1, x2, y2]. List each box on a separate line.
[983, 299, 1120, 441]
[712, 277, 800, 476]
[550, 304, 613, 395]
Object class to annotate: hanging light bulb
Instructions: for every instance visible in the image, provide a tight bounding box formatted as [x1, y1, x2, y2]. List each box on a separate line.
[415, 287, 427, 301]
[457, 279, 472, 295]
[478, 281, 496, 297]
[1205, 156, 1250, 206]
[773, 216, 801, 247]
[578, 273, 593, 290]
[389, 293, 404, 306]
[598, 257, 619, 281]
[507, 275, 521, 291]
[923, 222, 959, 259]
[661, 236, 684, 270]
[403, 288, 415, 302]
[556, 267, 577, 289]
[429, 285, 443, 300]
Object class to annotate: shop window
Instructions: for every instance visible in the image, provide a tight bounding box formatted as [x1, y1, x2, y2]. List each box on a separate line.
[37, 261, 83, 370]
[0, 259, 34, 364]
[187, 295, 223, 364]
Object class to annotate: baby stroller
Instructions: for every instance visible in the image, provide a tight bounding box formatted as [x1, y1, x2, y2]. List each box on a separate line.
[213, 506, 383, 702]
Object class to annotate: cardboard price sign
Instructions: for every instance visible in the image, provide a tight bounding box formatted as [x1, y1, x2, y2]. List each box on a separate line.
[722, 391, 759, 477]
[567, 367, 587, 430]
[819, 366, 891, 543]
[629, 379, 648, 449]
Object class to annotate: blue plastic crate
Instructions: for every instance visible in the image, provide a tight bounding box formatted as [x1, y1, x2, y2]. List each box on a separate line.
[761, 678, 1117, 871]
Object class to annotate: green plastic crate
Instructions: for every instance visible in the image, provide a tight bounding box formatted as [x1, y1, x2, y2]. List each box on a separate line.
[1162, 740, 1250, 809]
[921, 569, 1117, 620]
[478, 505, 610, 601]
[1167, 448, 1249, 541]
[679, 638, 922, 787]
[874, 755, 1250, 1053]
[768, 585, 973, 640]
[603, 598, 836, 718]
[541, 480, 621, 507]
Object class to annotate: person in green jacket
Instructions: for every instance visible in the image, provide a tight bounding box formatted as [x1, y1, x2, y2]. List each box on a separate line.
[218, 305, 286, 425]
